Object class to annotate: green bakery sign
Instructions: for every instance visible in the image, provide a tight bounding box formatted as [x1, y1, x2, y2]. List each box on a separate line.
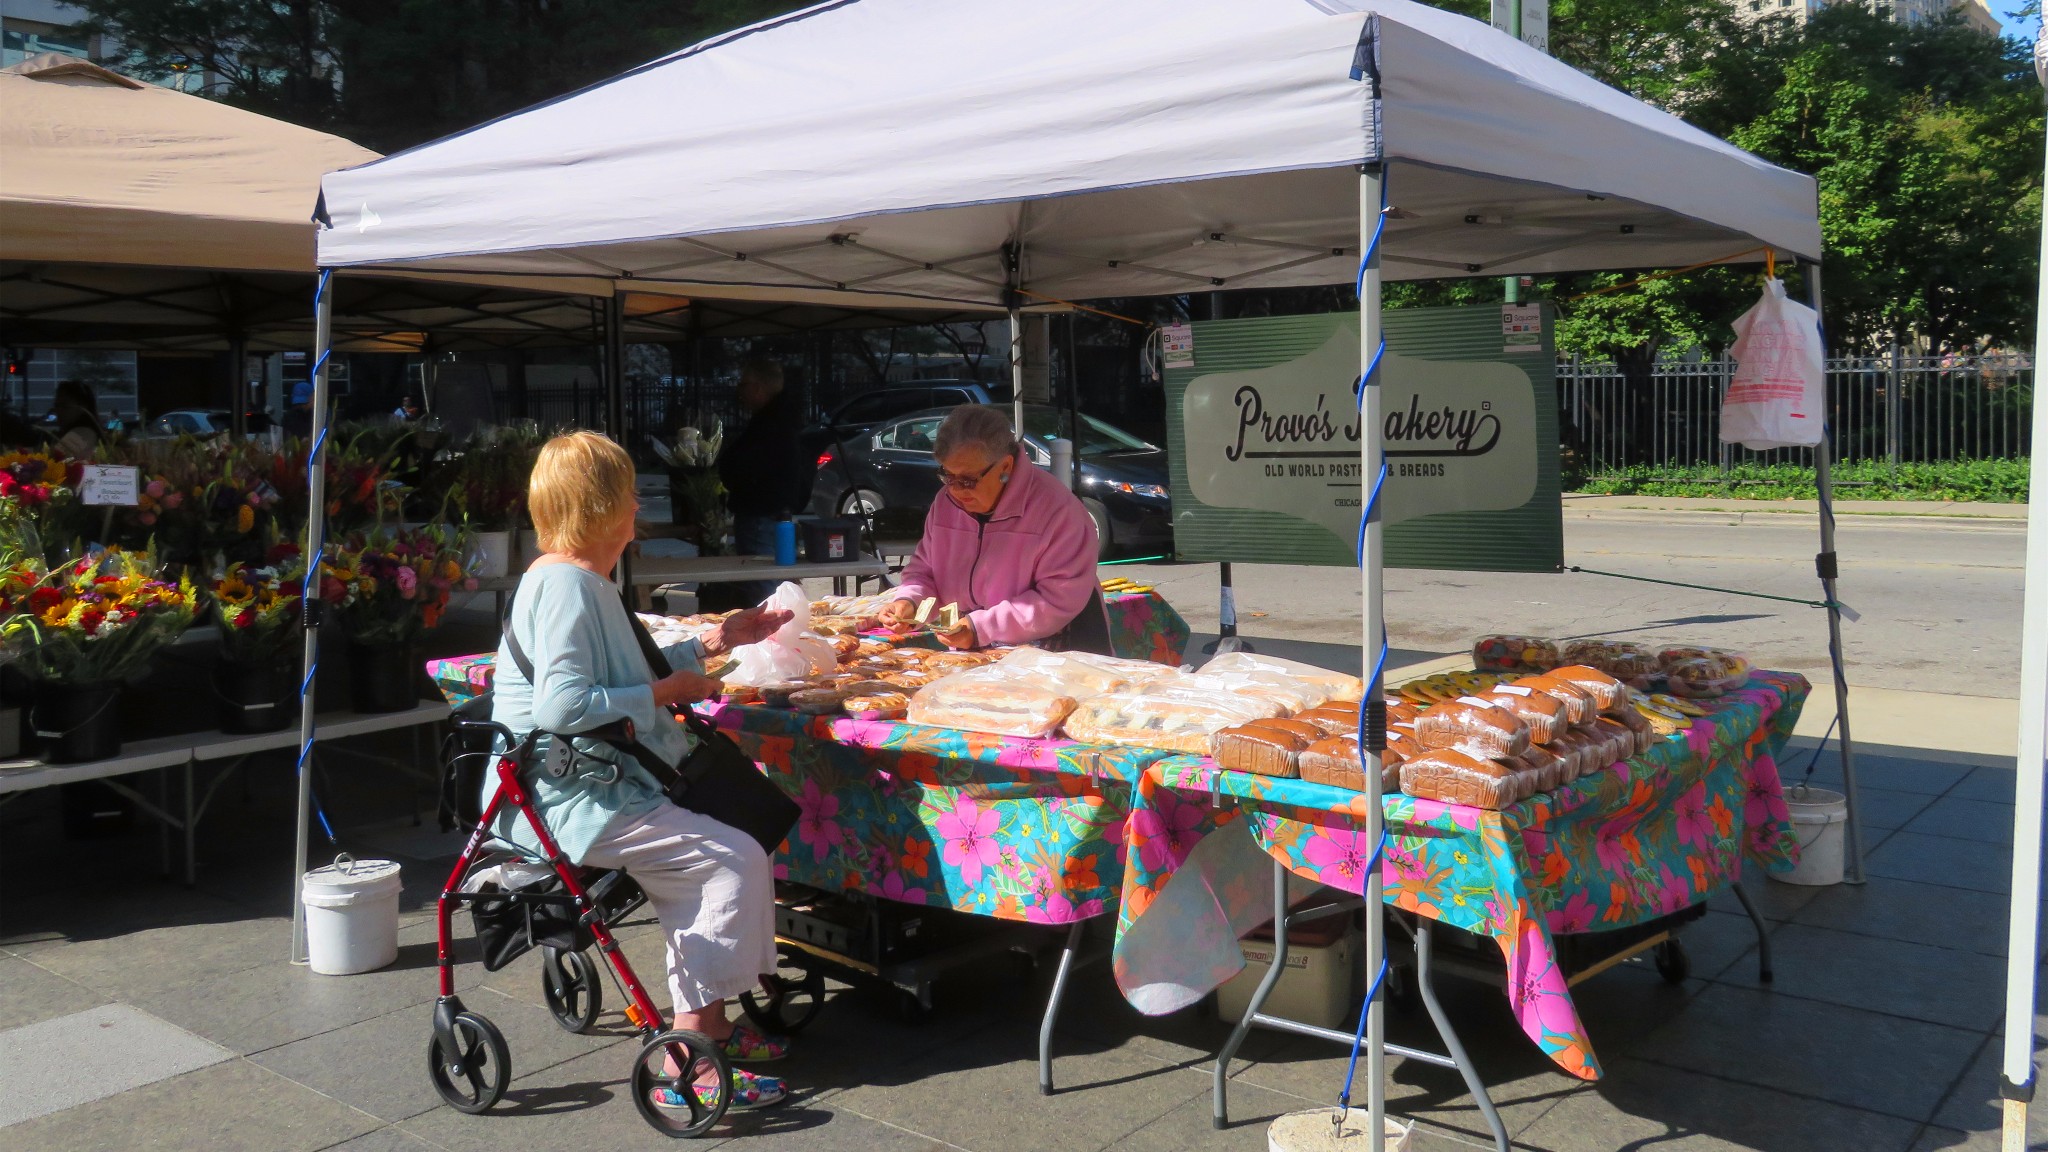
[1164, 304, 1563, 572]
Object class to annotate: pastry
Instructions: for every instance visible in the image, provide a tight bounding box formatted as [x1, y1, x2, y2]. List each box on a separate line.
[1544, 666, 1628, 712]
[844, 691, 911, 720]
[906, 672, 1078, 739]
[1664, 652, 1751, 699]
[1060, 687, 1281, 754]
[1472, 635, 1563, 674]
[790, 687, 847, 715]
[757, 681, 810, 709]
[1480, 685, 1568, 744]
[1559, 640, 1660, 684]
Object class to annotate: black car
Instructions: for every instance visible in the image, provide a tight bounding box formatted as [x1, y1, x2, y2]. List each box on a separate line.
[800, 380, 1005, 460]
[810, 404, 1172, 558]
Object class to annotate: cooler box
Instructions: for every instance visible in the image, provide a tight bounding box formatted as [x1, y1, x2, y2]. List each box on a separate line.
[801, 517, 861, 563]
[1215, 907, 1361, 1031]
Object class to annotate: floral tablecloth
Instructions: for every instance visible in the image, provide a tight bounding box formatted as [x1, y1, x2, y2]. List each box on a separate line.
[1108, 671, 1809, 1081]
[1103, 587, 1190, 667]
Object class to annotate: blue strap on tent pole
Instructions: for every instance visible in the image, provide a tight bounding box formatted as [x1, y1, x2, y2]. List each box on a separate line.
[297, 269, 336, 845]
[1335, 178, 1393, 1122]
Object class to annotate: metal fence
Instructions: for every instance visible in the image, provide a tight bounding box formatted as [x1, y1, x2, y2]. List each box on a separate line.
[1557, 352, 2034, 470]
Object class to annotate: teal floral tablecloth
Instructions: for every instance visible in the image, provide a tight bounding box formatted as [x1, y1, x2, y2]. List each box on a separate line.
[1109, 671, 1808, 1081]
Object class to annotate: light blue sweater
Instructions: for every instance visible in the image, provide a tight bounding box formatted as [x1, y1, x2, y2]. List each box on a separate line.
[486, 563, 704, 862]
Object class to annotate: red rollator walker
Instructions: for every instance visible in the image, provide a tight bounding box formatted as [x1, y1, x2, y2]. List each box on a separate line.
[427, 713, 735, 1136]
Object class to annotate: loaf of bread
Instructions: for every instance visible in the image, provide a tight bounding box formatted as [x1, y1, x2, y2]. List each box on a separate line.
[1212, 720, 1315, 777]
[1197, 652, 1366, 705]
[1592, 717, 1639, 765]
[1600, 704, 1654, 755]
[1664, 652, 1751, 699]
[1413, 699, 1531, 760]
[997, 647, 1170, 696]
[1480, 685, 1567, 744]
[1295, 704, 1359, 736]
[906, 668, 1079, 738]
[757, 681, 810, 708]
[1400, 749, 1521, 809]
[1298, 733, 1405, 793]
[1544, 666, 1628, 712]
[1546, 728, 1593, 779]
[1515, 745, 1568, 794]
[1512, 675, 1595, 727]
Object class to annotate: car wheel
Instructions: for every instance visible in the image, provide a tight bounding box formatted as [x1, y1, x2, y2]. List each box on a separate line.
[840, 488, 885, 519]
[1081, 498, 1113, 559]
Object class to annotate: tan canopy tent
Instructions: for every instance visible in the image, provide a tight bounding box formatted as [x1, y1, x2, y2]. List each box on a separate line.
[0, 53, 996, 357]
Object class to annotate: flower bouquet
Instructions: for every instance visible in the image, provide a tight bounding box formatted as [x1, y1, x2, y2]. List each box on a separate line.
[652, 420, 730, 553]
[0, 548, 198, 761]
[0, 449, 84, 563]
[207, 544, 306, 732]
[319, 526, 474, 712]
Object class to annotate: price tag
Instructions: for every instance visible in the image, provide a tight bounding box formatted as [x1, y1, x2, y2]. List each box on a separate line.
[80, 464, 140, 507]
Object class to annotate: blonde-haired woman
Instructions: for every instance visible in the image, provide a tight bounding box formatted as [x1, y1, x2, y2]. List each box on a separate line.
[490, 430, 796, 1112]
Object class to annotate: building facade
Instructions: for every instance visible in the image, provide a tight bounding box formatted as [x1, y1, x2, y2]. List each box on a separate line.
[1738, 0, 2002, 34]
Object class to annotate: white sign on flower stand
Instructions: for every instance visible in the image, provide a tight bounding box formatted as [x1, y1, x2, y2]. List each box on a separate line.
[79, 464, 140, 506]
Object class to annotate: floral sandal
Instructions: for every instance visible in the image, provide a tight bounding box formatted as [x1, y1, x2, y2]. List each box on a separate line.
[719, 1022, 790, 1064]
[650, 1067, 789, 1114]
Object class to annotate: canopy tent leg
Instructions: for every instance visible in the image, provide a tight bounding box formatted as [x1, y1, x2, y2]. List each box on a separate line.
[602, 294, 632, 589]
[1009, 307, 1025, 436]
[1357, 160, 1389, 1152]
[290, 271, 335, 964]
[227, 333, 248, 438]
[1801, 262, 1866, 885]
[1997, 87, 2048, 1150]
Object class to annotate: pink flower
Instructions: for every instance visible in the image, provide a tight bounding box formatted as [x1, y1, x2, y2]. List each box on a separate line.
[138, 512, 156, 526]
[935, 794, 1000, 886]
[1549, 891, 1598, 934]
[247, 491, 263, 506]
[144, 479, 166, 499]
[1026, 890, 1105, 924]
[161, 491, 183, 509]
[1300, 827, 1375, 892]
[394, 565, 418, 599]
[1129, 792, 1206, 873]
[796, 778, 842, 854]
[878, 868, 927, 905]
[1674, 783, 1713, 851]
[1507, 919, 1584, 1044]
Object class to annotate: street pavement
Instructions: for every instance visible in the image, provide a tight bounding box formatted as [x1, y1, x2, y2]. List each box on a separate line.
[1115, 499, 2029, 700]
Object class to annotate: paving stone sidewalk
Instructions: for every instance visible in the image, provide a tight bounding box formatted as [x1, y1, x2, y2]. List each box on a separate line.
[1, 735, 2041, 1152]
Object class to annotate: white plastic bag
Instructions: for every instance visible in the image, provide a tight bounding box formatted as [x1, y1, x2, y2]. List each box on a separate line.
[723, 582, 838, 685]
[1719, 279, 1825, 450]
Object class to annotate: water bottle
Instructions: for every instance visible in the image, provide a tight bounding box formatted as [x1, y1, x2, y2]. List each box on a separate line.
[773, 516, 798, 565]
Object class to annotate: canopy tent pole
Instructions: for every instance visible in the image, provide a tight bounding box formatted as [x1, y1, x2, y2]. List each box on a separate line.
[227, 332, 248, 438]
[1801, 261, 1867, 884]
[602, 293, 633, 589]
[289, 270, 335, 964]
[1009, 307, 1025, 435]
[1358, 160, 1389, 1152]
[1998, 51, 2048, 1146]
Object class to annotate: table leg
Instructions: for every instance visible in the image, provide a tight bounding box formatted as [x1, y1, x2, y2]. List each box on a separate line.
[1039, 920, 1086, 1096]
[1412, 922, 1511, 1152]
[1731, 880, 1774, 983]
[1212, 858, 1292, 1128]
[183, 760, 196, 886]
[158, 766, 172, 879]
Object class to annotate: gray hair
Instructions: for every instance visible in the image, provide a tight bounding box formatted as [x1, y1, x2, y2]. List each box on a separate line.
[933, 404, 1017, 462]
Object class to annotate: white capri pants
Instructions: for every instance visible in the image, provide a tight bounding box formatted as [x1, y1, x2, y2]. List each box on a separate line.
[581, 803, 777, 1012]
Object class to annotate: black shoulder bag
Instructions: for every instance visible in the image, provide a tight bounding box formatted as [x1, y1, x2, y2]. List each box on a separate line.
[500, 589, 799, 856]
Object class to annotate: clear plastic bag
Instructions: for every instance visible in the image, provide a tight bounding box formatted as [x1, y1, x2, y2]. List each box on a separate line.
[996, 646, 1177, 696]
[905, 666, 1079, 739]
[1471, 635, 1562, 674]
[1195, 652, 1365, 703]
[1413, 699, 1531, 760]
[723, 582, 839, 685]
[1062, 685, 1282, 753]
[1664, 652, 1752, 699]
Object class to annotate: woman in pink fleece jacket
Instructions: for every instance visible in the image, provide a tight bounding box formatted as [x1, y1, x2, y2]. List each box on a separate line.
[879, 405, 1100, 649]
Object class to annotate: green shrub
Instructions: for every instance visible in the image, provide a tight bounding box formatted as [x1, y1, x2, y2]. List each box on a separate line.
[1571, 458, 2029, 503]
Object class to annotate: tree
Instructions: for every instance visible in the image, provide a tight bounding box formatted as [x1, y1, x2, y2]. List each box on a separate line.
[78, 1, 810, 153]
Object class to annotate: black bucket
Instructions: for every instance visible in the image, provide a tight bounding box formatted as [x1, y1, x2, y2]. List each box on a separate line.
[347, 642, 418, 714]
[30, 679, 124, 764]
[215, 658, 299, 734]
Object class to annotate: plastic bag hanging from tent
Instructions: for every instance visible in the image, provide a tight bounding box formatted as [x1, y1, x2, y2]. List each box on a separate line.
[1719, 278, 1825, 450]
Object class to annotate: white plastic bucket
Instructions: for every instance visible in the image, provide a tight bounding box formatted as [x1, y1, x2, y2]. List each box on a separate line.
[301, 855, 403, 975]
[1775, 785, 1848, 887]
[469, 530, 512, 579]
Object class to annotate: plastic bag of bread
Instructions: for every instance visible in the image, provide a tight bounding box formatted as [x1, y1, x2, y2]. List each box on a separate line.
[1591, 716, 1640, 764]
[1664, 651, 1752, 699]
[1472, 635, 1563, 674]
[1546, 728, 1594, 780]
[1298, 732, 1405, 793]
[1559, 640, 1660, 685]
[1400, 749, 1521, 809]
[1212, 719, 1324, 777]
[1543, 666, 1627, 712]
[1601, 704, 1654, 755]
[1515, 746, 1568, 795]
[1062, 685, 1282, 753]
[997, 647, 1177, 697]
[844, 690, 912, 721]
[1197, 652, 1365, 704]
[1513, 675, 1596, 727]
[1193, 671, 1329, 716]
[906, 666, 1079, 739]
[1413, 698, 1531, 760]
[1479, 685, 1567, 744]
[1295, 702, 1361, 736]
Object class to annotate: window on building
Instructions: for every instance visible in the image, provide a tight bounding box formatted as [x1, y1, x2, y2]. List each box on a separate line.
[1, 19, 92, 67]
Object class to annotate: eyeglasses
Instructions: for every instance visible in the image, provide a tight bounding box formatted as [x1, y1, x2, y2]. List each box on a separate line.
[937, 457, 1004, 490]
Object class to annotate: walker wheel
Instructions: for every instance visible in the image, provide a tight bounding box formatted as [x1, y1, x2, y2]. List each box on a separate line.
[630, 1029, 730, 1138]
[739, 945, 825, 1035]
[1654, 938, 1691, 984]
[426, 1010, 510, 1114]
[540, 946, 603, 1033]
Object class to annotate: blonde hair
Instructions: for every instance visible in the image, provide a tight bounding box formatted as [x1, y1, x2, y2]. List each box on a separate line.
[529, 430, 636, 555]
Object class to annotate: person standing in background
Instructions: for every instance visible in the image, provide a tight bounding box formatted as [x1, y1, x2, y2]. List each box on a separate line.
[281, 381, 315, 439]
[50, 380, 102, 459]
[712, 359, 808, 608]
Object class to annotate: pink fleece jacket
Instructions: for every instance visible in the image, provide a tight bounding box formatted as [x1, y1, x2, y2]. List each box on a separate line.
[892, 450, 1098, 646]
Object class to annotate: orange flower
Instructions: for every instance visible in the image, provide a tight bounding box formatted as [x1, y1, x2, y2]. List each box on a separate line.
[1061, 855, 1100, 893]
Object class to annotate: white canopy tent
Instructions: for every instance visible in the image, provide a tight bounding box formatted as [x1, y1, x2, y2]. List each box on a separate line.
[313, 0, 1843, 1144]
